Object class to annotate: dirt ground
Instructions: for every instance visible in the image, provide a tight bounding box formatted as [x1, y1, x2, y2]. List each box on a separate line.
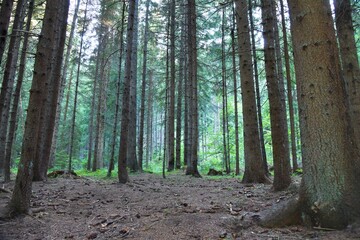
[0, 172, 358, 239]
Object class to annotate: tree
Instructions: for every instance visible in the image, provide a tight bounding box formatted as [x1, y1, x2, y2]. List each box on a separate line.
[279, 0, 298, 172]
[4, 0, 35, 182]
[118, 0, 137, 183]
[334, 0, 360, 147]
[0, 0, 27, 176]
[8, 0, 69, 215]
[185, 0, 201, 177]
[235, 0, 268, 183]
[262, 0, 360, 229]
[0, 0, 14, 65]
[69, 0, 89, 172]
[108, 1, 126, 177]
[261, 0, 291, 190]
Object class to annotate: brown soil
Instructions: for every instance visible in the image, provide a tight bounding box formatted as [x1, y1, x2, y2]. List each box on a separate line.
[0, 172, 358, 239]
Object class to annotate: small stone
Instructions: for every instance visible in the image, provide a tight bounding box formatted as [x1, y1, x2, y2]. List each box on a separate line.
[87, 232, 98, 239]
[219, 231, 227, 238]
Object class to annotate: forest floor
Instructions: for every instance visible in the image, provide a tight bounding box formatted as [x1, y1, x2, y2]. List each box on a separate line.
[0, 171, 359, 240]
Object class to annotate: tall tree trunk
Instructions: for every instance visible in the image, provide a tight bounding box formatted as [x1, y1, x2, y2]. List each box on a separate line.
[127, 0, 139, 172]
[138, 0, 150, 172]
[231, 8, 240, 176]
[0, 0, 14, 65]
[145, 71, 154, 168]
[108, 1, 126, 177]
[221, 6, 229, 174]
[49, 0, 82, 169]
[334, 0, 360, 148]
[69, 0, 88, 172]
[285, 0, 360, 229]
[0, 0, 27, 176]
[8, 0, 69, 215]
[235, 0, 268, 183]
[248, 0, 268, 175]
[185, 0, 201, 177]
[167, 0, 176, 171]
[118, 0, 137, 183]
[279, 0, 298, 171]
[261, 0, 291, 191]
[4, 0, 35, 182]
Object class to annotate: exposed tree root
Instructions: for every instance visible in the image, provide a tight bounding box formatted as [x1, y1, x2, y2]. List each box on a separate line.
[259, 197, 302, 228]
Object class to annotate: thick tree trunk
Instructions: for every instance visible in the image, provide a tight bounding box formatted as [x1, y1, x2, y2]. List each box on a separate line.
[262, 0, 360, 229]
[235, 0, 268, 183]
[8, 0, 69, 216]
[261, 0, 291, 191]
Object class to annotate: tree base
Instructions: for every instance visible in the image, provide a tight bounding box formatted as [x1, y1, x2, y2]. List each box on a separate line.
[259, 197, 302, 228]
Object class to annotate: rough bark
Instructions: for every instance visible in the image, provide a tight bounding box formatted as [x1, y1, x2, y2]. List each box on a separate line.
[263, 0, 360, 229]
[8, 0, 69, 216]
[185, 0, 201, 178]
[261, 0, 291, 191]
[334, 0, 360, 147]
[4, 0, 35, 182]
[118, 0, 137, 183]
[0, 0, 27, 176]
[235, 0, 268, 183]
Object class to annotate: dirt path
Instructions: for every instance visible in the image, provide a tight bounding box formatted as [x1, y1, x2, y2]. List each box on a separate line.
[0, 173, 357, 239]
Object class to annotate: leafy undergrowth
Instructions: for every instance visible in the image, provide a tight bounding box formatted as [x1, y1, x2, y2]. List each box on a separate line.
[0, 172, 358, 239]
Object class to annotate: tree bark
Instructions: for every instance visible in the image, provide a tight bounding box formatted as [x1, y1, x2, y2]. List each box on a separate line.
[0, 0, 27, 176]
[4, 0, 35, 182]
[0, 0, 14, 65]
[8, 0, 69, 216]
[235, 0, 268, 183]
[118, 0, 137, 183]
[334, 0, 360, 148]
[261, 0, 291, 191]
[284, 0, 360, 228]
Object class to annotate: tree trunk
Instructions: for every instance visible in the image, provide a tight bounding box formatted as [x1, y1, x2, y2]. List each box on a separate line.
[279, 0, 298, 172]
[8, 0, 69, 216]
[248, 0, 268, 175]
[127, 0, 139, 172]
[118, 0, 137, 183]
[108, 1, 126, 177]
[231, 8, 240, 176]
[235, 0, 268, 183]
[261, 0, 291, 191]
[264, 0, 360, 229]
[0, 0, 27, 176]
[0, 0, 14, 65]
[138, 0, 150, 172]
[69, 0, 88, 172]
[4, 0, 35, 182]
[334, 0, 360, 148]
[185, 0, 201, 177]
[145, 71, 154, 168]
